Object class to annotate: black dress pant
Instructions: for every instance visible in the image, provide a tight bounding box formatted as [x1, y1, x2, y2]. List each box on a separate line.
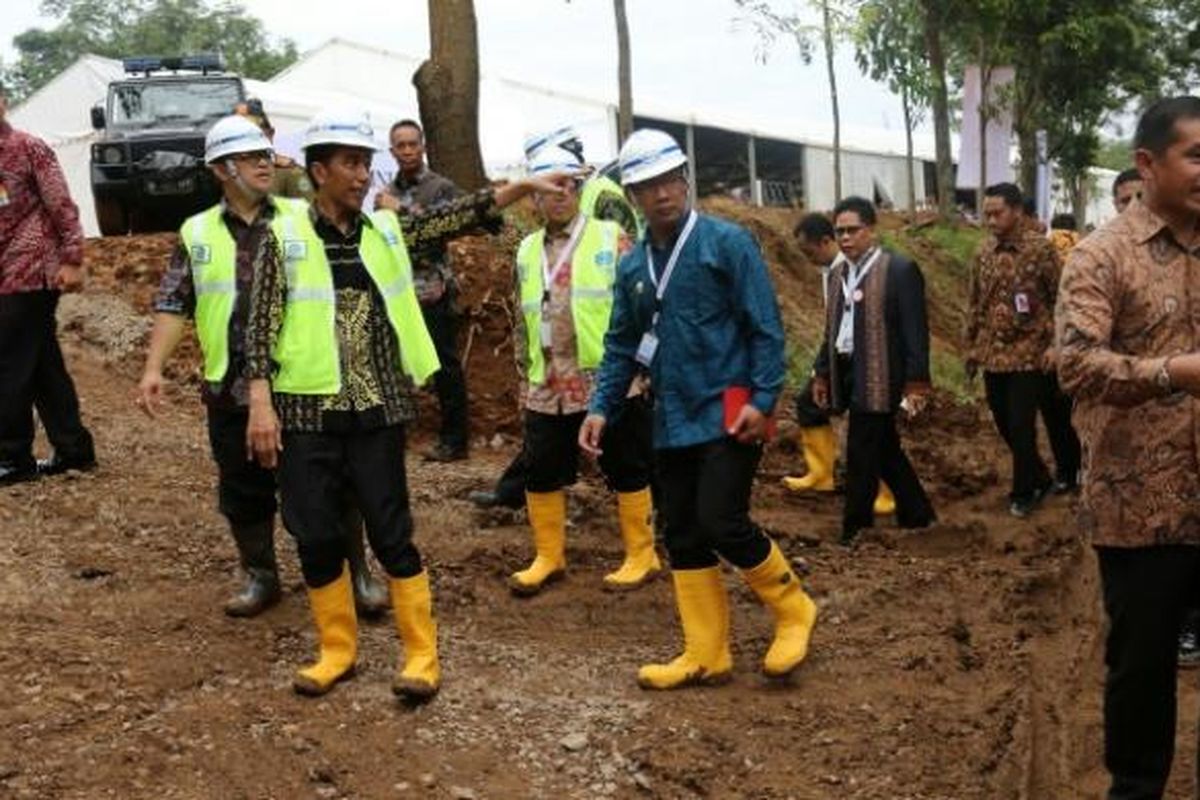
[844, 411, 934, 538]
[0, 290, 94, 467]
[279, 424, 421, 587]
[524, 397, 652, 494]
[984, 371, 1056, 501]
[1097, 545, 1200, 799]
[1039, 372, 1082, 485]
[421, 289, 469, 451]
[794, 375, 832, 429]
[656, 437, 771, 571]
[205, 406, 277, 525]
[492, 446, 529, 508]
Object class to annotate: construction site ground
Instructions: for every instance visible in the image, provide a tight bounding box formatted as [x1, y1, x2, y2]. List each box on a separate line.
[2, 202, 1197, 800]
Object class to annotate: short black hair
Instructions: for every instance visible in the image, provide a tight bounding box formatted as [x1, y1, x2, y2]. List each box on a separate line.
[304, 143, 340, 187]
[1134, 96, 1200, 156]
[832, 196, 876, 226]
[1112, 167, 1141, 196]
[1050, 213, 1077, 230]
[984, 182, 1024, 209]
[794, 212, 835, 242]
[389, 118, 423, 142]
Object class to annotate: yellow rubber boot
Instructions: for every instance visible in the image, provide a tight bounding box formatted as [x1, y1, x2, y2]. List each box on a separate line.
[637, 568, 733, 690]
[293, 564, 358, 696]
[509, 490, 567, 597]
[390, 571, 440, 701]
[874, 482, 896, 516]
[603, 488, 663, 591]
[781, 425, 836, 493]
[741, 541, 818, 678]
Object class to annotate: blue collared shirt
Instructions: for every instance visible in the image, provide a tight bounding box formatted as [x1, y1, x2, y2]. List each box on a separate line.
[589, 212, 785, 449]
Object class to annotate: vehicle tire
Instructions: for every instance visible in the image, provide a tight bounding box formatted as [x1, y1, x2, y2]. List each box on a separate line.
[94, 198, 128, 236]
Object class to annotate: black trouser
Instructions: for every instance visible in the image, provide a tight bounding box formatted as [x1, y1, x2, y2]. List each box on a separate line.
[0, 290, 94, 467]
[205, 406, 277, 525]
[421, 289, 468, 451]
[1097, 545, 1200, 799]
[492, 446, 529, 508]
[1039, 372, 1082, 485]
[794, 375, 832, 429]
[279, 424, 421, 587]
[844, 410, 934, 538]
[525, 397, 652, 494]
[984, 371, 1055, 501]
[656, 438, 771, 570]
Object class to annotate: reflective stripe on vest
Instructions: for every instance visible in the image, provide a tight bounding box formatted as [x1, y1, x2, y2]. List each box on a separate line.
[579, 174, 642, 237]
[268, 206, 440, 395]
[179, 204, 238, 382]
[516, 216, 620, 385]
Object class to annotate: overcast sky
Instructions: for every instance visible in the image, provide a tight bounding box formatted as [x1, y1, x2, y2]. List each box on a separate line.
[0, 0, 932, 140]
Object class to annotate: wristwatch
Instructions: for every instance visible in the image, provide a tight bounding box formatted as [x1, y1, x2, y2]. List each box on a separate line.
[1157, 357, 1175, 393]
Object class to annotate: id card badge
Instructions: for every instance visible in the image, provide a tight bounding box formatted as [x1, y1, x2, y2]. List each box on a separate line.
[635, 332, 659, 367]
[1014, 292, 1031, 314]
[539, 318, 554, 348]
[835, 310, 854, 353]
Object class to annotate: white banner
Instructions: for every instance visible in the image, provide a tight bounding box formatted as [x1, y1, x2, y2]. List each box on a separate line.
[956, 65, 1015, 189]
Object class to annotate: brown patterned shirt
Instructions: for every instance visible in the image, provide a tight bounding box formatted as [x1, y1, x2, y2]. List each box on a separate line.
[966, 228, 1062, 372]
[519, 217, 632, 415]
[1056, 199, 1200, 548]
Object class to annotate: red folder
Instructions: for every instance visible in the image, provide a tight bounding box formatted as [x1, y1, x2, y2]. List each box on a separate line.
[723, 386, 777, 440]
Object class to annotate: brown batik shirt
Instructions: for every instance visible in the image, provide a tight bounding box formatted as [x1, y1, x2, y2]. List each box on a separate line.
[966, 228, 1062, 373]
[518, 217, 631, 415]
[1056, 199, 1200, 548]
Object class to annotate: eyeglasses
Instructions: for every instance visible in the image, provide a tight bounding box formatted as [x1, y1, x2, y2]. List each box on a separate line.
[233, 150, 272, 164]
[834, 225, 864, 236]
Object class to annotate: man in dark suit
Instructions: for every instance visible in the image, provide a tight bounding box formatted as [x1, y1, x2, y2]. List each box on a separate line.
[812, 196, 935, 543]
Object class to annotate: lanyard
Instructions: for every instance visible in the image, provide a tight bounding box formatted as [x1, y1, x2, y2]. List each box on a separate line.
[541, 215, 587, 302]
[646, 210, 698, 325]
[840, 248, 881, 308]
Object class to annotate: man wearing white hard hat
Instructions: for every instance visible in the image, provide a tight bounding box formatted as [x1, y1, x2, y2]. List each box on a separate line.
[243, 109, 565, 700]
[468, 125, 641, 512]
[506, 146, 659, 597]
[581, 129, 817, 689]
[136, 114, 295, 618]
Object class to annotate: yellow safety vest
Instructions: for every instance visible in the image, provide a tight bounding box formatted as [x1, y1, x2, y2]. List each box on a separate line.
[179, 197, 303, 382]
[269, 206, 440, 395]
[580, 174, 642, 237]
[516, 216, 620, 385]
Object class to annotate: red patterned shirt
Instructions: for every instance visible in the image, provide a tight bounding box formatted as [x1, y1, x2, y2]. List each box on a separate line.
[0, 122, 84, 294]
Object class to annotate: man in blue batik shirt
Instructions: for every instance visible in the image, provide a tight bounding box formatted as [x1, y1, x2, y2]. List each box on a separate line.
[580, 129, 818, 691]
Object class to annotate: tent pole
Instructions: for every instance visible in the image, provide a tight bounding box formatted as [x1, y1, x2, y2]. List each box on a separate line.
[686, 122, 697, 206]
[748, 134, 761, 206]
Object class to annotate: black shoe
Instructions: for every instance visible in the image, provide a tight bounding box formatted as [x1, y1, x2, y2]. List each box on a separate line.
[1051, 479, 1080, 496]
[0, 459, 39, 487]
[424, 442, 468, 463]
[37, 452, 97, 476]
[1180, 630, 1200, 669]
[468, 490, 502, 509]
[1010, 482, 1051, 518]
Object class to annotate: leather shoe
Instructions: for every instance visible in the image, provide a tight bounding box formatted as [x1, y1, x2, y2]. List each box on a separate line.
[224, 570, 282, 618]
[37, 452, 97, 476]
[0, 460, 38, 487]
[424, 442, 468, 463]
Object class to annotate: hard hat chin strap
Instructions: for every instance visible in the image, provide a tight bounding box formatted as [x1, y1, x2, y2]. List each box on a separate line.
[224, 157, 267, 203]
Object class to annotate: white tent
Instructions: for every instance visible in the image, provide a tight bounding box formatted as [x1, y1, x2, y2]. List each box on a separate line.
[13, 37, 951, 235]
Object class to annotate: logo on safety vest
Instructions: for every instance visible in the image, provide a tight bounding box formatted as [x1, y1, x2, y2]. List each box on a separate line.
[190, 244, 212, 265]
[283, 240, 308, 261]
[594, 251, 615, 266]
[383, 230, 400, 246]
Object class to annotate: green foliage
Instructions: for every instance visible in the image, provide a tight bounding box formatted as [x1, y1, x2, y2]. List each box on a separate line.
[915, 223, 983, 269]
[853, 0, 930, 122]
[1094, 138, 1133, 172]
[3, 0, 297, 102]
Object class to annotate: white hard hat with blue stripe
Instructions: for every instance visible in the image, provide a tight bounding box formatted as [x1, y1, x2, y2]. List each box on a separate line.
[204, 115, 273, 164]
[618, 129, 688, 187]
[525, 146, 589, 179]
[302, 110, 382, 152]
[523, 125, 580, 161]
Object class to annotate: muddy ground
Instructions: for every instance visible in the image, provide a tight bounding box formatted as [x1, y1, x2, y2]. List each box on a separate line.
[2, 212, 1199, 800]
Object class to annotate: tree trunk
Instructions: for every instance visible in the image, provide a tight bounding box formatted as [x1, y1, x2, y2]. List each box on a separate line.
[613, 0, 633, 144]
[978, 54, 991, 218]
[921, 0, 954, 218]
[413, 0, 488, 189]
[1068, 171, 1087, 230]
[821, 0, 841, 202]
[903, 83, 915, 214]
